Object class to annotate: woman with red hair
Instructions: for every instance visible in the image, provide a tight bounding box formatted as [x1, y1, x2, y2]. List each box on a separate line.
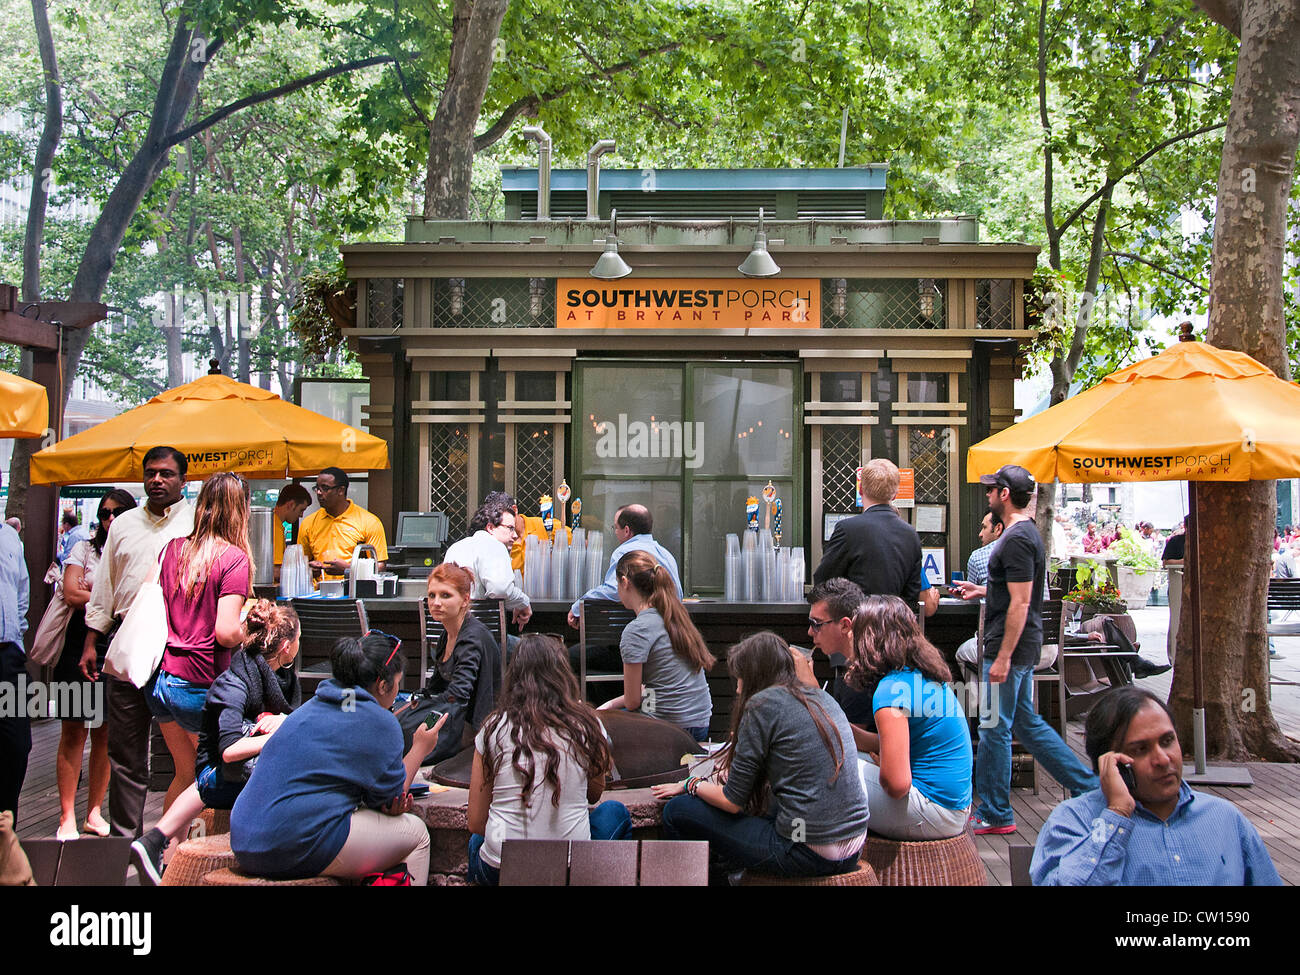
[423, 562, 503, 753]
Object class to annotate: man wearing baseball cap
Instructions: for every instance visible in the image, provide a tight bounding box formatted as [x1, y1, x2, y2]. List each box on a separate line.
[963, 464, 1098, 833]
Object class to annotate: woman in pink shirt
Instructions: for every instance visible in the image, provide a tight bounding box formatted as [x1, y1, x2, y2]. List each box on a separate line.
[149, 472, 253, 811]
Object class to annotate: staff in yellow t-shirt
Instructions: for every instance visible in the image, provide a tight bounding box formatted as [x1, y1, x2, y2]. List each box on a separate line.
[271, 483, 312, 576]
[299, 467, 388, 581]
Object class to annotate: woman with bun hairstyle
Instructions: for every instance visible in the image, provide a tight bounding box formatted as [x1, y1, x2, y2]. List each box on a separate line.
[654, 631, 869, 879]
[55, 488, 136, 839]
[846, 595, 972, 840]
[230, 633, 446, 884]
[467, 634, 631, 885]
[425, 561, 502, 742]
[600, 549, 714, 741]
[130, 600, 302, 884]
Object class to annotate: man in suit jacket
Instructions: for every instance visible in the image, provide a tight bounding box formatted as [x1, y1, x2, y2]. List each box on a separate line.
[813, 458, 922, 603]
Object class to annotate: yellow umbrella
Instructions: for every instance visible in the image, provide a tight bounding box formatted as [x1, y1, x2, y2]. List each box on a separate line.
[0, 370, 49, 439]
[29, 373, 388, 484]
[967, 336, 1300, 783]
[968, 340, 1300, 483]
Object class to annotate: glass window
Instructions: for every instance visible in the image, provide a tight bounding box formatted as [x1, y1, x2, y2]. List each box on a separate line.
[579, 365, 684, 476]
[693, 366, 795, 477]
[689, 479, 794, 589]
[515, 371, 557, 403]
[583, 480, 683, 568]
[907, 373, 949, 403]
[820, 372, 861, 403]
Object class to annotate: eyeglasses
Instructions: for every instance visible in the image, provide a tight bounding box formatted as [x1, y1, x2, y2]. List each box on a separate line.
[807, 617, 833, 632]
[98, 507, 124, 520]
[314, 483, 342, 494]
[365, 629, 402, 666]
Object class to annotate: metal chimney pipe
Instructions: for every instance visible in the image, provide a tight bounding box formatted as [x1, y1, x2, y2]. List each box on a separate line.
[586, 139, 616, 220]
[521, 125, 551, 219]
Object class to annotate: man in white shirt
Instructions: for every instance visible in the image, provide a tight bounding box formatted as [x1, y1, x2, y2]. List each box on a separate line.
[83, 446, 195, 838]
[443, 499, 532, 629]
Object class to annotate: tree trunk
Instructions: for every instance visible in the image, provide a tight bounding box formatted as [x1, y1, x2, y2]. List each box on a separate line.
[164, 289, 184, 387]
[23, 0, 61, 304]
[424, 0, 510, 219]
[7, 0, 63, 522]
[1176, 0, 1300, 761]
[55, 16, 212, 446]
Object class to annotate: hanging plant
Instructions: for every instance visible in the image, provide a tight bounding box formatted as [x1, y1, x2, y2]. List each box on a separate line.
[290, 266, 356, 361]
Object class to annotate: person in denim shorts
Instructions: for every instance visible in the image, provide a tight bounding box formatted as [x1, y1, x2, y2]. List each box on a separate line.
[149, 472, 253, 812]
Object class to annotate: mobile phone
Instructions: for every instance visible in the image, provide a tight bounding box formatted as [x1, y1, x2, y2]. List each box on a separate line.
[423, 709, 445, 729]
[1116, 761, 1137, 796]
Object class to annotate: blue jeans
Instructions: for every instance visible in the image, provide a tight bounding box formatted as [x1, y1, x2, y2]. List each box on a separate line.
[467, 800, 632, 886]
[660, 795, 860, 879]
[684, 726, 710, 743]
[147, 670, 209, 734]
[974, 659, 1099, 827]
[196, 763, 245, 809]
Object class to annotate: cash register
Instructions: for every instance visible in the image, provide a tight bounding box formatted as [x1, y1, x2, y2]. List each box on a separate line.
[386, 511, 450, 578]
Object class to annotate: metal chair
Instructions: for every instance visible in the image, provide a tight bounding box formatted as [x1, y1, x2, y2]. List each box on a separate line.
[578, 600, 636, 699]
[290, 597, 367, 692]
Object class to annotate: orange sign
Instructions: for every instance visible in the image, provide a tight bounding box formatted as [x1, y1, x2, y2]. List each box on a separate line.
[895, 468, 915, 509]
[557, 278, 821, 329]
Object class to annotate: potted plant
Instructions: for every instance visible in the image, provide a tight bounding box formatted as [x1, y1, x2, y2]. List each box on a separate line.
[1064, 561, 1128, 621]
[1108, 527, 1160, 610]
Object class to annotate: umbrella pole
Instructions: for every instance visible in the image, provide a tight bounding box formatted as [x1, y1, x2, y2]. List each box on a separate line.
[1187, 480, 1207, 774]
[1183, 479, 1253, 787]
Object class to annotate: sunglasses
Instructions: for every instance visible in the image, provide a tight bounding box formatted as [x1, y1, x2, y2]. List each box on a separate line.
[807, 617, 833, 631]
[98, 507, 125, 520]
[365, 629, 403, 666]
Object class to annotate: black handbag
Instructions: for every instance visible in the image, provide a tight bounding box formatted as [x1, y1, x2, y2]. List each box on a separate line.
[395, 689, 468, 767]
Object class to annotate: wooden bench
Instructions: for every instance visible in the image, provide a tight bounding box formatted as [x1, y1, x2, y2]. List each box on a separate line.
[19, 836, 133, 886]
[498, 839, 708, 886]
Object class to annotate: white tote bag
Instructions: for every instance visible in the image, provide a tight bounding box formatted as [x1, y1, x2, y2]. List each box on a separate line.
[103, 550, 169, 689]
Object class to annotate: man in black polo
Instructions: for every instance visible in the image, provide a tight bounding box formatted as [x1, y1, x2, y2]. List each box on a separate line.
[813, 458, 922, 604]
[964, 464, 1098, 834]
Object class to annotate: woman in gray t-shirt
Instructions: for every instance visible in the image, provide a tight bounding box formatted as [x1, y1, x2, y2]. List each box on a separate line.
[598, 550, 714, 741]
[653, 632, 870, 879]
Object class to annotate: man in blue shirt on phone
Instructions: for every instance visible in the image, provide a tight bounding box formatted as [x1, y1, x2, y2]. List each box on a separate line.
[1031, 686, 1280, 885]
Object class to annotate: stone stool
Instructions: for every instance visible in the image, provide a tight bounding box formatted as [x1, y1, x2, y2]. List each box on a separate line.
[863, 830, 985, 886]
[739, 862, 880, 886]
[160, 833, 238, 887]
[201, 866, 347, 886]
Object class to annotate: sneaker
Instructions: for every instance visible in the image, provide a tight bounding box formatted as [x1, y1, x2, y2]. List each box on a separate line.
[969, 815, 1017, 835]
[130, 829, 167, 886]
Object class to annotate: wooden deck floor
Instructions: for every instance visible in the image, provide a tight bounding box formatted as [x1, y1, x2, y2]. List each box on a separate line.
[16, 613, 1300, 885]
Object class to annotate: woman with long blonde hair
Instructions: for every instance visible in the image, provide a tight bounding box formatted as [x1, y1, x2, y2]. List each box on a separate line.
[148, 472, 253, 811]
[599, 549, 714, 741]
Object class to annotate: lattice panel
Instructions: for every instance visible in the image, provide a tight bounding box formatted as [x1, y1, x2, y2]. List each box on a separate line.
[366, 279, 403, 330]
[514, 423, 555, 510]
[432, 277, 556, 328]
[429, 425, 470, 542]
[822, 426, 862, 511]
[822, 278, 946, 330]
[909, 426, 949, 503]
[976, 279, 1015, 327]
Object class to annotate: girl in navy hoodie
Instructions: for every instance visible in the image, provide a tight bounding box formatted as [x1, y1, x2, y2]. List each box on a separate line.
[231, 633, 445, 884]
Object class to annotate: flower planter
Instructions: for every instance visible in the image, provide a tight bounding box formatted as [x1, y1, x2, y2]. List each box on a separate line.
[1114, 565, 1152, 610]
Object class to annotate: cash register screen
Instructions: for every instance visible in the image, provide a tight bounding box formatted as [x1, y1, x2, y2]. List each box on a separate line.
[397, 513, 444, 546]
